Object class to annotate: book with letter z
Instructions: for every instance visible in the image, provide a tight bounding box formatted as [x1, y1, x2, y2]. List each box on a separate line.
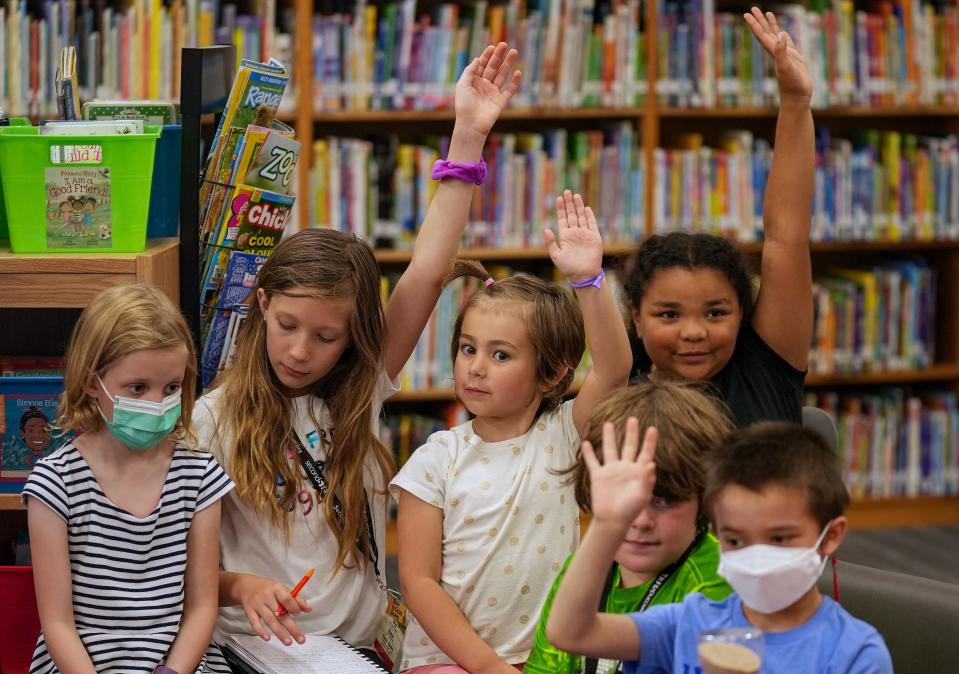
[224, 634, 389, 673]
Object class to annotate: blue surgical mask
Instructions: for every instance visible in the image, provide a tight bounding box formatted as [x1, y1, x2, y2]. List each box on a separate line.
[96, 376, 181, 451]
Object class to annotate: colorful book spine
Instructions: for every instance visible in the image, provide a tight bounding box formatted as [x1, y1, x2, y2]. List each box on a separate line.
[310, 124, 645, 247]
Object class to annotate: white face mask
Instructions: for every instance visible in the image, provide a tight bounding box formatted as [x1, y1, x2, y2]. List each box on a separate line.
[718, 521, 833, 614]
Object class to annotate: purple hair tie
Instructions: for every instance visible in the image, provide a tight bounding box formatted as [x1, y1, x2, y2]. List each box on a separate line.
[431, 159, 488, 185]
[484, 277, 495, 287]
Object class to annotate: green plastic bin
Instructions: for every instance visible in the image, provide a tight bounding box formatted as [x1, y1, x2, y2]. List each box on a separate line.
[0, 124, 161, 252]
[0, 118, 33, 243]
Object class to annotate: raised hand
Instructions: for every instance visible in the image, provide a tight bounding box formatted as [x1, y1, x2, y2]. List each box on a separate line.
[744, 7, 812, 102]
[546, 190, 604, 284]
[454, 43, 522, 141]
[581, 418, 657, 529]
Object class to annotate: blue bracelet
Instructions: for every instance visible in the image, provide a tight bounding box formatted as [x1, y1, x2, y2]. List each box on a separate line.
[570, 269, 605, 289]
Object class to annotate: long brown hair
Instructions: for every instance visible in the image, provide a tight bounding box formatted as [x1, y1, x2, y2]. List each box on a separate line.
[569, 380, 734, 524]
[214, 229, 394, 574]
[445, 259, 586, 415]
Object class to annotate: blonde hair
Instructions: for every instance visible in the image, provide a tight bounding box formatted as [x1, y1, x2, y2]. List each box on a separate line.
[57, 283, 197, 440]
[569, 380, 734, 523]
[214, 229, 393, 574]
[445, 260, 586, 415]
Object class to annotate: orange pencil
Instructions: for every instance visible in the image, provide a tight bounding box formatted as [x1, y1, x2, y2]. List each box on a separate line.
[275, 567, 315, 617]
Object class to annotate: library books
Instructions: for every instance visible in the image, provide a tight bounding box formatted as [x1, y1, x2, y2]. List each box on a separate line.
[0, 0, 293, 118]
[810, 259, 936, 377]
[653, 128, 959, 243]
[808, 389, 959, 499]
[311, 124, 646, 248]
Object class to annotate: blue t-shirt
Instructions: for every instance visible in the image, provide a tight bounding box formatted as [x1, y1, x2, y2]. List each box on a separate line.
[624, 593, 892, 674]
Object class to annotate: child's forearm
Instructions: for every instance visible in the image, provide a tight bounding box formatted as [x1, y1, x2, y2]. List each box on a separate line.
[764, 100, 814, 243]
[408, 124, 486, 276]
[575, 278, 633, 385]
[547, 519, 628, 651]
[218, 569, 244, 606]
[44, 621, 98, 674]
[164, 602, 218, 673]
[404, 575, 511, 674]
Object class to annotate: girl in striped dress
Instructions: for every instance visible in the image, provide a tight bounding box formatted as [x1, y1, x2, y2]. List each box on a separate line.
[22, 283, 235, 674]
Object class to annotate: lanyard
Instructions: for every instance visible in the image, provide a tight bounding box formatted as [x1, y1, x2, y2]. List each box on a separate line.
[291, 432, 386, 591]
[583, 526, 707, 674]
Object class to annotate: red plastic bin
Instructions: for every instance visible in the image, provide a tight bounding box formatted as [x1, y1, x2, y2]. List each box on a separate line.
[0, 566, 39, 674]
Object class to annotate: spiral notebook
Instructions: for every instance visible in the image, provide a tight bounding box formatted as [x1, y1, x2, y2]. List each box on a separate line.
[223, 633, 388, 673]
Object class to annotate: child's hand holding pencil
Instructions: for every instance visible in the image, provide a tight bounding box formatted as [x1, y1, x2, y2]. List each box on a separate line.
[275, 567, 315, 617]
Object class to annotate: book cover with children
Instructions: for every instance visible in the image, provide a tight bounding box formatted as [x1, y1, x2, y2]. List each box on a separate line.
[44, 167, 112, 249]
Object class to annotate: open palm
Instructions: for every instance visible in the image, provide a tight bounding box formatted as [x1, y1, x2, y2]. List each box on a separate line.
[582, 419, 658, 528]
[546, 190, 604, 282]
[744, 7, 812, 101]
[454, 43, 522, 140]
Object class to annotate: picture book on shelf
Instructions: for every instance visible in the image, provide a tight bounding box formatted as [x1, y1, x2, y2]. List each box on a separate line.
[0, 377, 74, 491]
[44, 167, 113, 249]
[200, 251, 267, 388]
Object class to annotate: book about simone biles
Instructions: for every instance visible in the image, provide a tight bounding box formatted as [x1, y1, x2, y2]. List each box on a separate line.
[223, 634, 388, 674]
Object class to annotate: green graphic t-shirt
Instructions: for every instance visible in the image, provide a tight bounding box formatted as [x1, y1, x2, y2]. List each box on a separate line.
[524, 533, 731, 674]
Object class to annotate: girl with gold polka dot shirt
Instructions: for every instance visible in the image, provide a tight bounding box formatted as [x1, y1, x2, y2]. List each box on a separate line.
[389, 191, 633, 674]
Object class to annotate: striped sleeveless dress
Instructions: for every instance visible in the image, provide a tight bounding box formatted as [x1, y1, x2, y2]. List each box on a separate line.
[22, 443, 234, 673]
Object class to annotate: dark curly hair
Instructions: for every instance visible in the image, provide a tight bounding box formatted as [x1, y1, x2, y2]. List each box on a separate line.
[625, 232, 755, 373]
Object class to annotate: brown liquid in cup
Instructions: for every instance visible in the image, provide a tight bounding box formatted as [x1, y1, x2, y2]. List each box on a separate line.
[697, 642, 762, 674]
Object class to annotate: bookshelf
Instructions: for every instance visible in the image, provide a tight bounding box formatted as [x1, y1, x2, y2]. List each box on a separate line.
[2, 1, 957, 528]
[0, 239, 181, 558]
[277, 0, 959, 527]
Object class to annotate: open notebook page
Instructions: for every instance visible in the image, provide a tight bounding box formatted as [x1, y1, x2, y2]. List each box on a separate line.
[226, 634, 386, 673]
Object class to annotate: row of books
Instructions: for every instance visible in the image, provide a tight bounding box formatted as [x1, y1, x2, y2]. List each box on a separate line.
[309, 0, 645, 111]
[658, 1, 959, 109]
[655, 128, 959, 242]
[307, 0, 959, 112]
[809, 260, 936, 377]
[197, 59, 301, 390]
[0, 0, 294, 117]
[311, 124, 646, 248]
[808, 390, 959, 499]
[309, 125, 959, 246]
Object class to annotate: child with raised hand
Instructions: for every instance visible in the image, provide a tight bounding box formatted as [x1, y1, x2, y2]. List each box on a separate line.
[390, 190, 633, 674]
[546, 421, 893, 674]
[191, 43, 521, 653]
[525, 381, 734, 674]
[627, 7, 814, 426]
[23, 283, 234, 674]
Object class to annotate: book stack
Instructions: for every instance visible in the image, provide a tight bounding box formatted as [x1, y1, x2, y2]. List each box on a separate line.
[807, 390, 959, 499]
[197, 59, 300, 389]
[653, 128, 959, 242]
[0, 0, 294, 117]
[810, 259, 936, 376]
[312, 124, 645, 248]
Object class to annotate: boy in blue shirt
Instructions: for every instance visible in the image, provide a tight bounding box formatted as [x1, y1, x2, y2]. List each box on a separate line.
[546, 418, 893, 673]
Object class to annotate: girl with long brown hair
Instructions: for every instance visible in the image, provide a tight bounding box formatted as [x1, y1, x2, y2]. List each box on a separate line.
[191, 43, 522, 654]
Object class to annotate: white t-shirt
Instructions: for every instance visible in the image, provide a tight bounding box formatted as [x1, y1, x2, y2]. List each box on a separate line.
[388, 400, 581, 669]
[192, 371, 398, 648]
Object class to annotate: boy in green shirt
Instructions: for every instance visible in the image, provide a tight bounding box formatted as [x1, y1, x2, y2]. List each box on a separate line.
[525, 381, 733, 674]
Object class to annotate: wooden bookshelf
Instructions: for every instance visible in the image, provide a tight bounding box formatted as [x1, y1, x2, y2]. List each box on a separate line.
[280, 1, 959, 529]
[0, 238, 179, 308]
[0, 494, 24, 511]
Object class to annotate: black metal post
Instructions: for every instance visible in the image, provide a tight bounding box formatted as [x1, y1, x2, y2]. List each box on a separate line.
[178, 45, 235, 361]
